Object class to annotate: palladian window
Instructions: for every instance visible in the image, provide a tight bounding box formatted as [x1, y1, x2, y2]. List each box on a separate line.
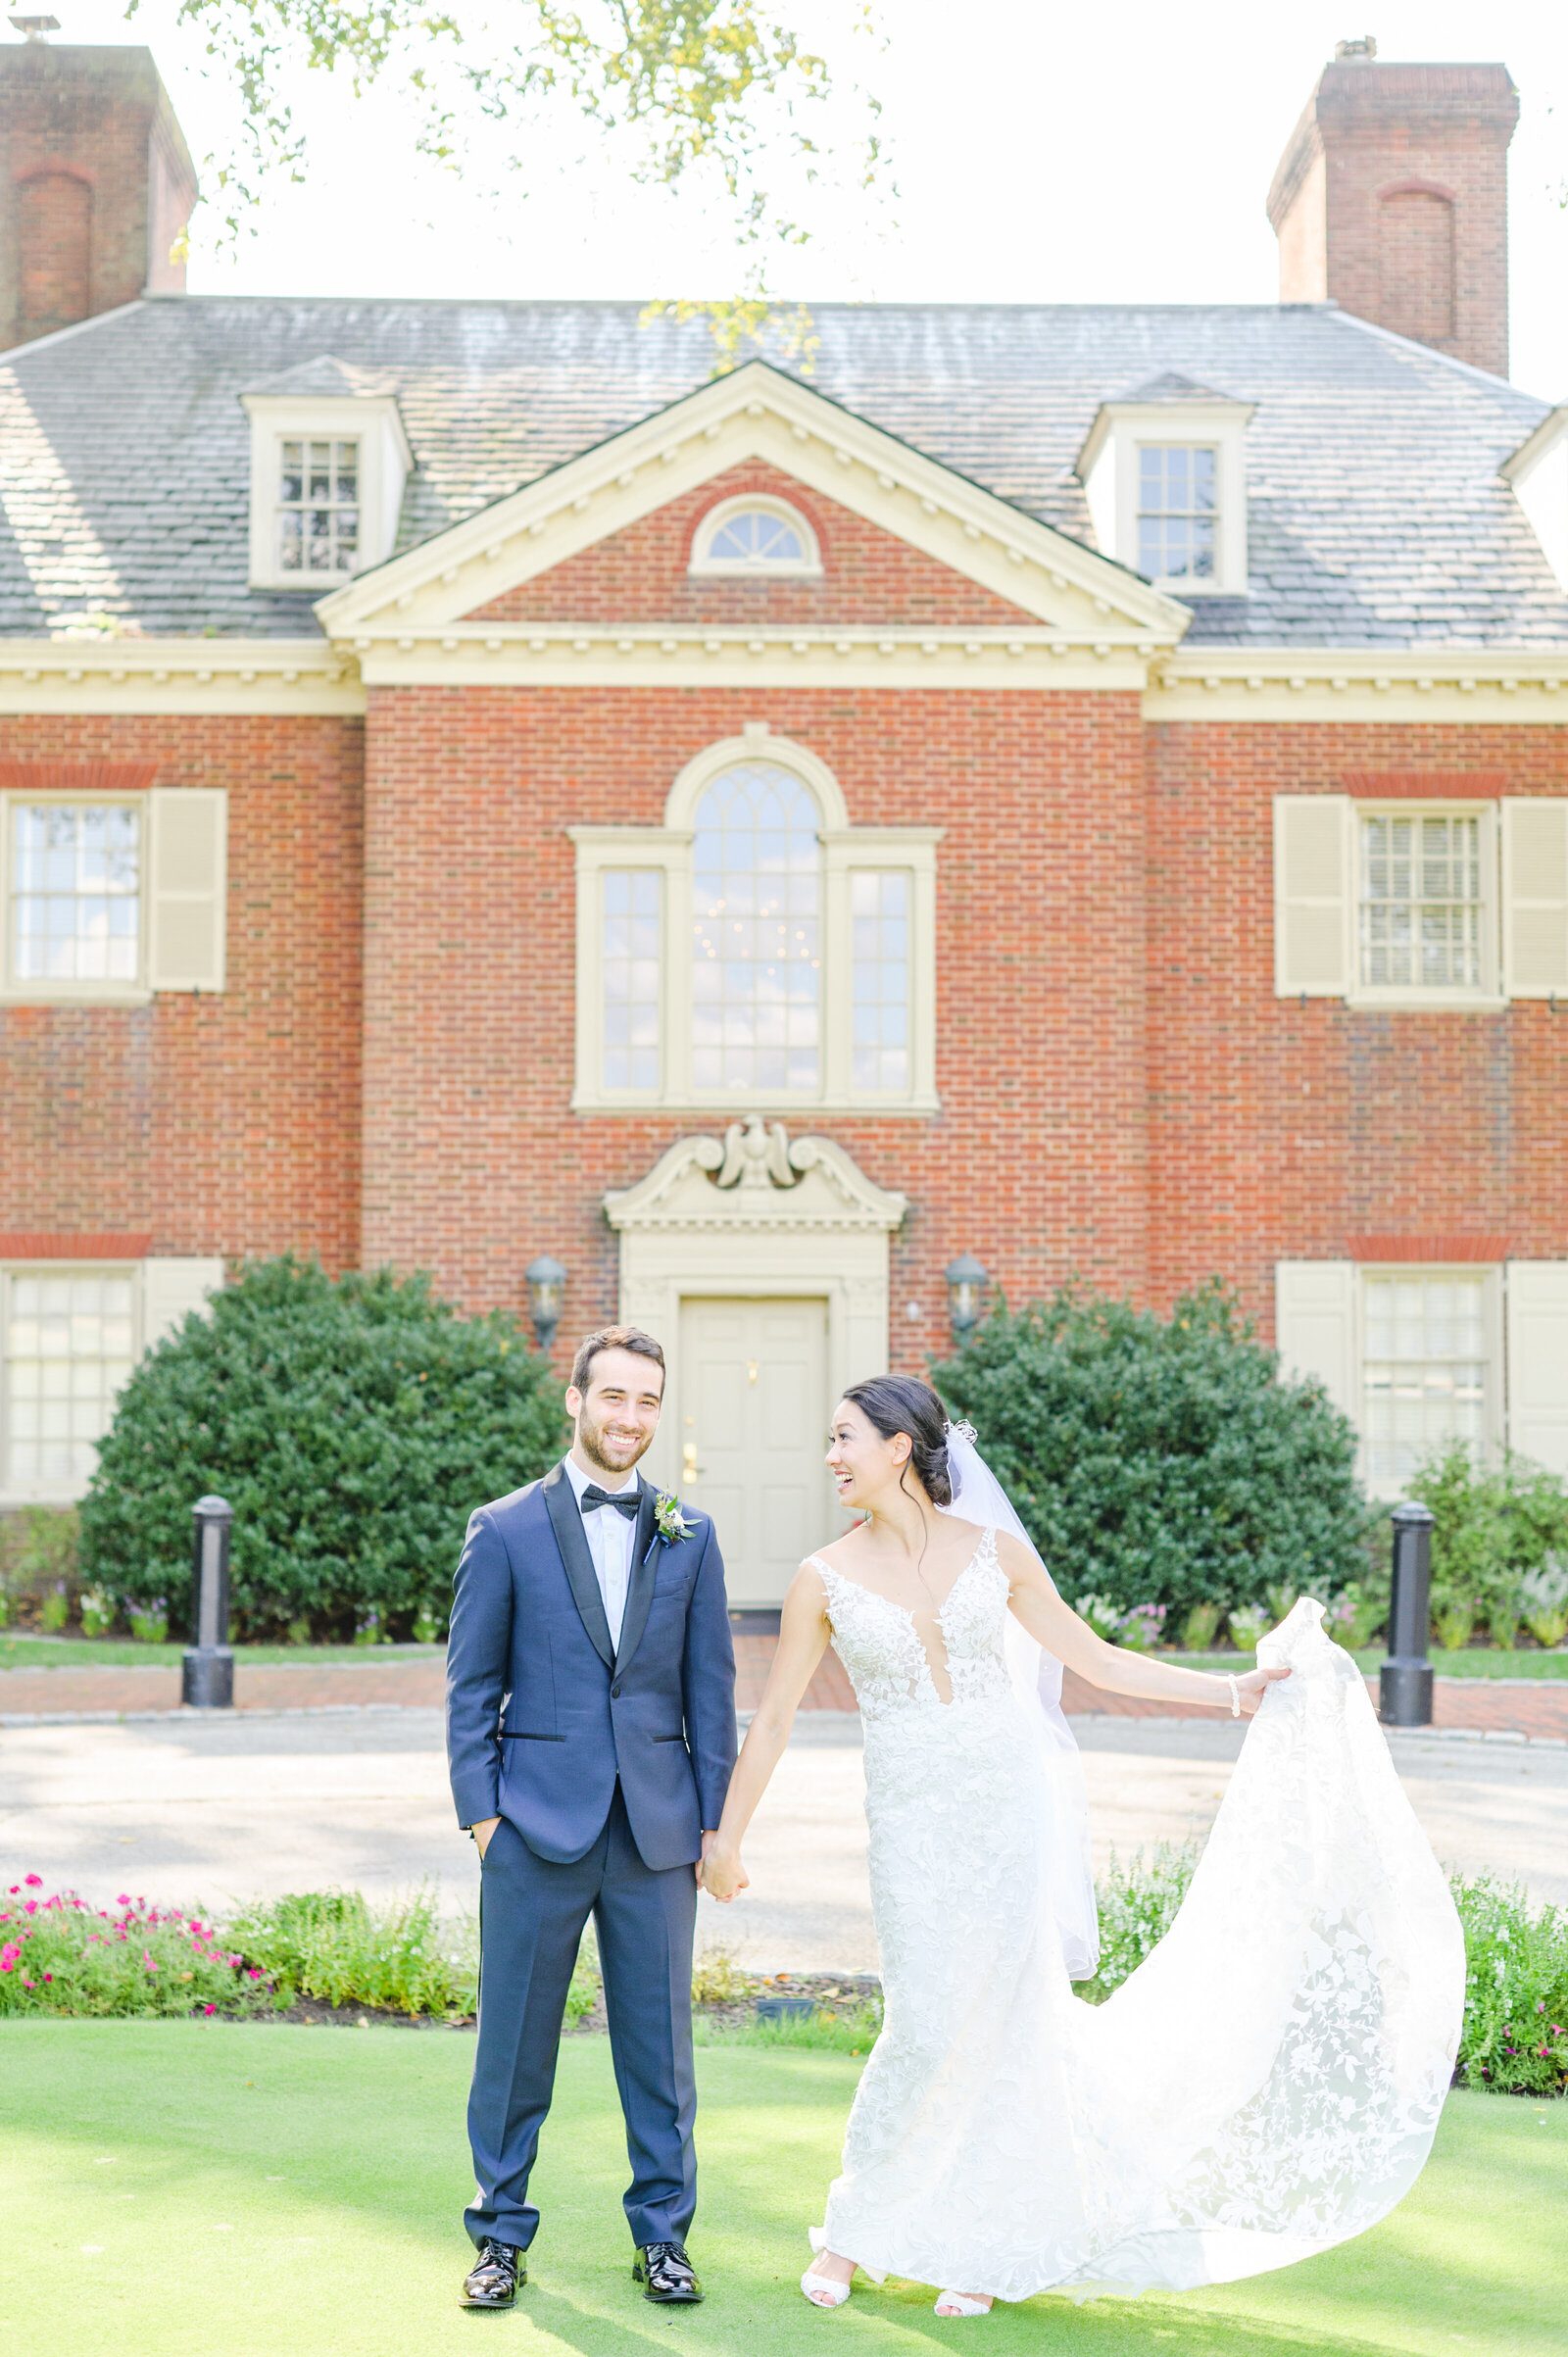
[570, 733, 939, 1112]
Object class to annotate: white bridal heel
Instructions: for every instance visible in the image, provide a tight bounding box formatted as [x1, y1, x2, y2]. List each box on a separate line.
[800, 2263, 853, 2309]
[934, 2292, 993, 2318]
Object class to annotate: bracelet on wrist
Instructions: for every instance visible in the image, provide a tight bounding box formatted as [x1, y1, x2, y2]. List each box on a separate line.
[1225, 1674, 1242, 1718]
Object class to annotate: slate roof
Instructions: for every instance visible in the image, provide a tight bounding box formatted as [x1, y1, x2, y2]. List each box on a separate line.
[1, 294, 1563, 647]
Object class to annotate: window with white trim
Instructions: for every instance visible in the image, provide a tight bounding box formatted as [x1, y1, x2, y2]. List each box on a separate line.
[1, 789, 228, 1003]
[1362, 1273, 1489, 1487]
[277, 436, 360, 576]
[0, 1256, 224, 1502]
[1076, 392, 1252, 595]
[852, 871, 910, 1093]
[689, 496, 821, 576]
[1270, 794, 1564, 1007]
[10, 803, 140, 983]
[572, 734, 940, 1112]
[602, 870, 661, 1092]
[1136, 446, 1216, 584]
[241, 387, 411, 591]
[1275, 1259, 1505, 1497]
[1359, 812, 1483, 991]
[3, 1269, 135, 1486]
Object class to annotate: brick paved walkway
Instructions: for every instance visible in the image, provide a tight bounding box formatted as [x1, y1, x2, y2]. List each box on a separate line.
[1, 1643, 1564, 1738]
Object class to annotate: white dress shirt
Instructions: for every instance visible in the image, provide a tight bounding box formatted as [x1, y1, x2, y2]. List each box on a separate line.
[564, 1454, 640, 1653]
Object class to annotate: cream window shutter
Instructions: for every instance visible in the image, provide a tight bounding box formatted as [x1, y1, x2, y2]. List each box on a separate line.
[1274, 1260, 1357, 1419]
[147, 788, 228, 992]
[1273, 796, 1351, 998]
[1500, 799, 1568, 999]
[1506, 1261, 1568, 1473]
[142, 1257, 224, 1349]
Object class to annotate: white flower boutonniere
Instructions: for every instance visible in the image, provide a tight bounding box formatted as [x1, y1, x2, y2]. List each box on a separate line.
[653, 1492, 691, 1547]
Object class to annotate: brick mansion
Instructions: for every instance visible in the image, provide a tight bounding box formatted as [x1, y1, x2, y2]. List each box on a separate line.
[1, 36, 1565, 1600]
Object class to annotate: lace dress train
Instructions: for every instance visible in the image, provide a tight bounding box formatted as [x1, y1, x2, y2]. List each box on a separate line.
[810, 1532, 1463, 2303]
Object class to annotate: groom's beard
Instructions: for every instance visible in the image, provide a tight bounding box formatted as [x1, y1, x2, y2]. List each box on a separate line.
[575, 1409, 655, 1479]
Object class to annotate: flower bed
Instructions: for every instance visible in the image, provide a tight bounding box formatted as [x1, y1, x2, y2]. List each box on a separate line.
[0, 1879, 270, 2018]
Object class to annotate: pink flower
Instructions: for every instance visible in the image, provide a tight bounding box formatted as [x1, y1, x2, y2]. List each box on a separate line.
[23, 1901, 37, 1916]
[23, 1874, 41, 1888]
[6, 1886, 17, 1896]
[42, 1972, 52, 1984]
[202, 2004, 217, 2016]
[21, 1977, 34, 1989]
[142, 1949, 157, 1973]
[0, 1943, 21, 1972]
[117, 1894, 130, 1905]
[247, 1967, 264, 1981]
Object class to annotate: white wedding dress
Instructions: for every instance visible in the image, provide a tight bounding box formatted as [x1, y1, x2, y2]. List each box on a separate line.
[808, 1528, 1464, 2303]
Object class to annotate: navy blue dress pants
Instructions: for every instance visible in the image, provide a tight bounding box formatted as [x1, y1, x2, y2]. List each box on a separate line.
[464, 1786, 699, 2252]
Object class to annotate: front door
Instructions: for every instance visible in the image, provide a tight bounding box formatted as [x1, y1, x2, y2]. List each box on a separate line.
[677, 1296, 832, 1606]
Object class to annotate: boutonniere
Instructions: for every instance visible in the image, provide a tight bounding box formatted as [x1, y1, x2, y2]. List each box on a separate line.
[653, 1492, 691, 1547]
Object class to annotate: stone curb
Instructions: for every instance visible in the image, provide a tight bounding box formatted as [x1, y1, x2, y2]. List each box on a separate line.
[3, 1705, 1563, 1746]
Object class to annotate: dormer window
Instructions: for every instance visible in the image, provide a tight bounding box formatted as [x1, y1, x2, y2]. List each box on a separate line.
[278, 437, 360, 576]
[1502, 406, 1568, 596]
[241, 357, 411, 593]
[689, 495, 821, 577]
[1137, 445, 1216, 583]
[1076, 375, 1252, 597]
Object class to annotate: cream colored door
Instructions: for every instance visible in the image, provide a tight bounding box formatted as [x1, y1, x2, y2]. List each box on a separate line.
[678, 1297, 831, 1606]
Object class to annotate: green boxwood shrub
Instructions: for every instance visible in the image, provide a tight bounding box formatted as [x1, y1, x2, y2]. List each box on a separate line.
[78, 1255, 568, 1641]
[933, 1281, 1372, 1621]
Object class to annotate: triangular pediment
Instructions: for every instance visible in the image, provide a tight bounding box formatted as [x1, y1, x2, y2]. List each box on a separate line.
[316, 361, 1189, 647]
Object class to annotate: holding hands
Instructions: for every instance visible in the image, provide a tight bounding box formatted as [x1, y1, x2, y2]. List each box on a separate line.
[698, 1830, 748, 1903]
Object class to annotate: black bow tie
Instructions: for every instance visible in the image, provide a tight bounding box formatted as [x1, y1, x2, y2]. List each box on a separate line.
[579, 1485, 640, 1520]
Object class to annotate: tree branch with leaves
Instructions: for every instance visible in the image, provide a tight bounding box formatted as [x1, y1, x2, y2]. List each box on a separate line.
[135, 0, 887, 357]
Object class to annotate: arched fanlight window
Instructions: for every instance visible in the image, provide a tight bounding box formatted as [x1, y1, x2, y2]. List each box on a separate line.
[692, 762, 821, 1091]
[689, 495, 821, 577]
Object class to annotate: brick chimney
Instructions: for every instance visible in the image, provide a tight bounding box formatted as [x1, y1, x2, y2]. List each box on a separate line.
[0, 40, 196, 353]
[1266, 41, 1519, 378]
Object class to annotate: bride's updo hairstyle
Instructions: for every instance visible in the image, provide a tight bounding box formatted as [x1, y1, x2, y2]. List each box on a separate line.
[841, 1374, 953, 1508]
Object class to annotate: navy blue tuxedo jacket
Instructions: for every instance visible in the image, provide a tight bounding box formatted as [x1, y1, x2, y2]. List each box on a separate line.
[445, 1459, 737, 1871]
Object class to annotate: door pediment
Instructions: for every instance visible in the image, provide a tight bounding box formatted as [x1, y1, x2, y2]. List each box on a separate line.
[604, 1117, 907, 1235]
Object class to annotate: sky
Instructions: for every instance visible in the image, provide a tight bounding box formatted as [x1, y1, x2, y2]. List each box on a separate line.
[47, 0, 1568, 399]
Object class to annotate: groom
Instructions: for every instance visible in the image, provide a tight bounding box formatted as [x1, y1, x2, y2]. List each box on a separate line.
[446, 1324, 736, 2311]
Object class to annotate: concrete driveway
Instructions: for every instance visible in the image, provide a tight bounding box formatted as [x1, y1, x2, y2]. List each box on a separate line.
[2, 1708, 1560, 1973]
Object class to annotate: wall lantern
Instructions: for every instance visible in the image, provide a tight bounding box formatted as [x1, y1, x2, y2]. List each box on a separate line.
[525, 1253, 567, 1353]
[945, 1252, 989, 1340]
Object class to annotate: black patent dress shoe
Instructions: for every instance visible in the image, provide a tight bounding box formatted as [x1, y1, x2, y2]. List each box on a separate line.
[461, 2239, 525, 2308]
[633, 2240, 704, 2303]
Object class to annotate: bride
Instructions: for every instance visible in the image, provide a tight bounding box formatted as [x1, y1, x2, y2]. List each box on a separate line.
[700, 1373, 1463, 2319]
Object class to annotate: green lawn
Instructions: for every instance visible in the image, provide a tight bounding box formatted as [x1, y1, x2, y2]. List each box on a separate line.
[0, 2023, 1559, 2357]
[0, 1637, 446, 1671]
[1162, 1648, 1568, 1681]
[6, 1633, 1567, 1679]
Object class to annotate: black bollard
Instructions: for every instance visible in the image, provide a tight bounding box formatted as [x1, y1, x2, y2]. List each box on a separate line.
[1379, 1500, 1435, 1728]
[181, 1495, 235, 1708]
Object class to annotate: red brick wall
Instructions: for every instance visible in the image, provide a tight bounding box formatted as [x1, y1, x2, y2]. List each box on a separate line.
[466, 462, 1040, 630]
[1147, 721, 1568, 1337]
[0, 715, 364, 1269]
[15, 168, 90, 339]
[8, 690, 1565, 1381]
[361, 684, 1150, 1372]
